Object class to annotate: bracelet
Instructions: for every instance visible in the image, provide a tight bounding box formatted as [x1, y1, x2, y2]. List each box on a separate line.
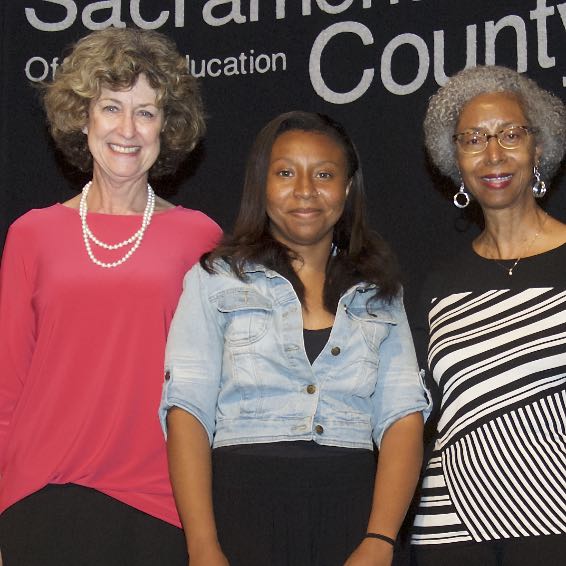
[364, 532, 395, 546]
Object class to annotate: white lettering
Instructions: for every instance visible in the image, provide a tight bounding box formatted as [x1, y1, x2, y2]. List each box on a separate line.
[255, 54, 271, 73]
[239, 52, 248, 73]
[433, 25, 477, 86]
[485, 15, 527, 72]
[175, 0, 185, 26]
[555, 2, 566, 86]
[381, 33, 429, 95]
[315, 0, 355, 15]
[82, 0, 125, 30]
[189, 58, 205, 77]
[130, 0, 169, 29]
[303, 0, 370, 15]
[202, 0, 246, 26]
[25, 0, 77, 31]
[249, 0, 259, 21]
[248, 0, 287, 21]
[207, 58, 222, 77]
[309, 21, 374, 104]
[556, 1, 566, 27]
[272, 53, 287, 71]
[224, 57, 239, 75]
[25, 56, 50, 82]
[276, 0, 287, 19]
[51, 57, 60, 77]
[186, 50, 286, 77]
[530, 0, 556, 69]
[530, 0, 555, 68]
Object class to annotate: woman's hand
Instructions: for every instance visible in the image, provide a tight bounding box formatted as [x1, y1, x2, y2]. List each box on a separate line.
[343, 537, 394, 566]
[166, 409, 225, 565]
[188, 541, 230, 566]
[351, 413, 423, 566]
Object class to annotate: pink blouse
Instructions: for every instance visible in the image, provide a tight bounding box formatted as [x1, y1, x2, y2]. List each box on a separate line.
[0, 204, 221, 527]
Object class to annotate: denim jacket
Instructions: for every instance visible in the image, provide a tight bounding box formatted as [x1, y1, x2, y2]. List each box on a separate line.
[160, 261, 430, 450]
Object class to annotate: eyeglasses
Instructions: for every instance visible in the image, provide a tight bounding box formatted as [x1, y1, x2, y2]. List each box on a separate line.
[452, 126, 536, 154]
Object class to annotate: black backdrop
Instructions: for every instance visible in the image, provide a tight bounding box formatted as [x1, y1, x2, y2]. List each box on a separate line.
[2, 0, 566, 318]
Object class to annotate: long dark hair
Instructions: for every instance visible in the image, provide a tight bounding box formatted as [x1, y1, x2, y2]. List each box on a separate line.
[203, 111, 400, 311]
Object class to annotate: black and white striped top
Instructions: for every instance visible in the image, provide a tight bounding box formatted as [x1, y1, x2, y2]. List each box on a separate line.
[411, 244, 566, 547]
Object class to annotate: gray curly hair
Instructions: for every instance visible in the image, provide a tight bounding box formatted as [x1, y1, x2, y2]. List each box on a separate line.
[424, 65, 566, 184]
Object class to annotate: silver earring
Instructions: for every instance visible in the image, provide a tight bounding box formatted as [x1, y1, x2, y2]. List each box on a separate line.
[453, 182, 470, 208]
[532, 166, 546, 198]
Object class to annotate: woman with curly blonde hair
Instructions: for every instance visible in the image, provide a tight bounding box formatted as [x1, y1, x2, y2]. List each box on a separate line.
[0, 27, 220, 565]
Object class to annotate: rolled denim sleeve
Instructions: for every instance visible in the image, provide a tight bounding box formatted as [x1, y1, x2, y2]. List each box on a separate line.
[371, 295, 431, 447]
[159, 264, 223, 445]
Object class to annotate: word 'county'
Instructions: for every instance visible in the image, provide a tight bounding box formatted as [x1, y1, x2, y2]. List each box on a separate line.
[311, 4, 566, 103]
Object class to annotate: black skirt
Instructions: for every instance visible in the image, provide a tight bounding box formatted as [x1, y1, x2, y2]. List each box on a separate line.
[211, 442, 376, 566]
[0, 484, 187, 566]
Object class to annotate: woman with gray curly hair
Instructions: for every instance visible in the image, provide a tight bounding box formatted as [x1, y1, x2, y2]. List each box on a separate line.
[0, 28, 220, 565]
[411, 65, 566, 565]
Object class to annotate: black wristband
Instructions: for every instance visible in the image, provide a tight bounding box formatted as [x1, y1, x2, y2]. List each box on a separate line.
[364, 532, 395, 546]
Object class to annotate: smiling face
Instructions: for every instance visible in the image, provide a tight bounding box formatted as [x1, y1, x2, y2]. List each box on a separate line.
[456, 91, 541, 212]
[266, 130, 351, 254]
[85, 74, 163, 185]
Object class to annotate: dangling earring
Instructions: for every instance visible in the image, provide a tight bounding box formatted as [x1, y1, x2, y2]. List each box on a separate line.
[453, 181, 470, 208]
[532, 166, 546, 198]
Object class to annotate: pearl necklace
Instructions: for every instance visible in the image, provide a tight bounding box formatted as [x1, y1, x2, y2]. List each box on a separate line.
[79, 181, 155, 268]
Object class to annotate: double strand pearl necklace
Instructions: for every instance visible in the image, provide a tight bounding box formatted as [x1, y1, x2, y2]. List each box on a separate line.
[79, 180, 156, 268]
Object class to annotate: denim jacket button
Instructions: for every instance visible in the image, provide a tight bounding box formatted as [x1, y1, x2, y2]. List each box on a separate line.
[315, 424, 324, 434]
[306, 384, 317, 394]
[331, 346, 341, 356]
[164, 371, 171, 381]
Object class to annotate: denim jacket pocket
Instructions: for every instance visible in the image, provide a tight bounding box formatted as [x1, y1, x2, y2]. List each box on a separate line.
[340, 302, 395, 397]
[345, 304, 397, 353]
[216, 288, 273, 346]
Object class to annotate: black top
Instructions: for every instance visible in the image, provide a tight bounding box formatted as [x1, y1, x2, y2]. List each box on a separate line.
[303, 327, 332, 365]
[411, 242, 566, 546]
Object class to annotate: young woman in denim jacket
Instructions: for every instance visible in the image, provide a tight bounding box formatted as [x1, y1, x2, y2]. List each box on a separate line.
[160, 111, 430, 566]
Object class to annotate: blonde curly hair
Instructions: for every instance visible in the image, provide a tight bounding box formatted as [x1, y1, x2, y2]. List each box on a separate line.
[43, 27, 205, 177]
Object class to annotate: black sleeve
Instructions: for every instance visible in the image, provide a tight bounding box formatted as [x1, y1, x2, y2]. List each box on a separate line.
[410, 268, 445, 445]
